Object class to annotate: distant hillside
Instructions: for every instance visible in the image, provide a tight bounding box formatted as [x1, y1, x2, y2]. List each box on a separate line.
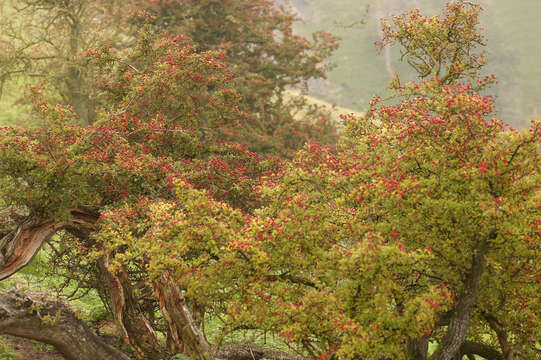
[287, 0, 541, 128]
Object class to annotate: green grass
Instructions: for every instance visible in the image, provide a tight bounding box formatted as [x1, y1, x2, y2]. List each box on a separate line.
[0, 96, 20, 126]
[0, 250, 108, 323]
[0, 338, 17, 360]
[0, 110, 18, 126]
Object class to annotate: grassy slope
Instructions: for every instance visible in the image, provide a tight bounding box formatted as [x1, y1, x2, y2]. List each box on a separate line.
[292, 0, 541, 128]
[285, 90, 363, 131]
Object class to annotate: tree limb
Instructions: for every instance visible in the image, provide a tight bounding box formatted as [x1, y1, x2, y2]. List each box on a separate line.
[0, 209, 98, 280]
[460, 340, 503, 360]
[214, 342, 307, 360]
[0, 287, 130, 360]
[483, 313, 512, 360]
[435, 238, 489, 360]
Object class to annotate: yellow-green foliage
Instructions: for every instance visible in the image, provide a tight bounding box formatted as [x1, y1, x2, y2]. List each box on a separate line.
[93, 3, 541, 359]
[0, 2, 540, 360]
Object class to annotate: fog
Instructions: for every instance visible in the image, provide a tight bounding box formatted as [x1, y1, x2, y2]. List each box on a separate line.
[289, 0, 541, 128]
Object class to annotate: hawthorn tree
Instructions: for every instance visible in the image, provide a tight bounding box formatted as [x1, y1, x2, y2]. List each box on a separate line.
[0, 32, 289, 359]
[0, 2, 540, 360]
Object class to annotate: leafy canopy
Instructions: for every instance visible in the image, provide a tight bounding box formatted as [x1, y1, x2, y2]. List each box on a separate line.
[0, 2, 540, 360]
[0, 0, 339, 155]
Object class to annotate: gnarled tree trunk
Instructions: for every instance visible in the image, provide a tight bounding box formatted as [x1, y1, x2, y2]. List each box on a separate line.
[153, 272, 212, 360]
[0, 288, 131, 360]
[435, 239, 490, 360]
[0, 209, 98, 281]
[0, 210, 168, 359]
[0, 211, 310, 360]
[99, 256, 164, 360]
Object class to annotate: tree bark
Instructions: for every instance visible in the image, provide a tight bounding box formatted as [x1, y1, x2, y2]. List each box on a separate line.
[0, 288, 130, 360]
[0, 209, 98, 281]
[0, 210, 165, 359]
[0, 210, 164, 359]
[407, 335, 429, 360]
[214, 342, 306, 360]
[153, 272, 213, 360]
[459, 341, 503, 360]
[65, 9, 96, 125]
[99, 257, 163, 360]
[435, 239, 489, 360]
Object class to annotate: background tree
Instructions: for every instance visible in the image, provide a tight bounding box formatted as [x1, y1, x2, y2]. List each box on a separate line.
[0, 0, 339, 155]
[124, 0, 340, 155]
[0, 0, 128, 124]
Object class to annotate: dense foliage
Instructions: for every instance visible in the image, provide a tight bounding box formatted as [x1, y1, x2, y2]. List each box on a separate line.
[0, 2, 539, 360]
[125, 0, 340, 155]
[0, 0, 338, 155]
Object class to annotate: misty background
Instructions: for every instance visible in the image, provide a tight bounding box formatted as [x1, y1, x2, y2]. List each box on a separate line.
[286, 0, 541, 128]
